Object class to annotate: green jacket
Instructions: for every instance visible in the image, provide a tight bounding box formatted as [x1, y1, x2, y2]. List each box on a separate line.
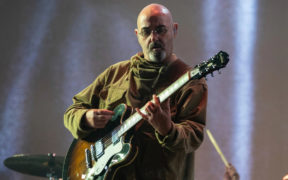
[64, 53, 208, 180]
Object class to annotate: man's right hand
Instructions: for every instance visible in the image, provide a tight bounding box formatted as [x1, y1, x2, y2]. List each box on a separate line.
[84, 109, 115, 129]
[224, 163, 239, 180]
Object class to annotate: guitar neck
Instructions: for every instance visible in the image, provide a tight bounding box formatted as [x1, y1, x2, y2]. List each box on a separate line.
[114, 68, 199, 138]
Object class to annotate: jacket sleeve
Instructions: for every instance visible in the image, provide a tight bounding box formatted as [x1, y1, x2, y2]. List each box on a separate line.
[155, 78, 207, 153]
[63, 68, 110, 139]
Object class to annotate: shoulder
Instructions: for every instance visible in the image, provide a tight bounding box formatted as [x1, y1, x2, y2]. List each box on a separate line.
[172, 58, 207, 86]
[164, 59, 191, 83]
[108, 60, 131, 71]
[99, 60, 131, 86]
[104, 60, 131, 77]
[173, 58, 207, 98]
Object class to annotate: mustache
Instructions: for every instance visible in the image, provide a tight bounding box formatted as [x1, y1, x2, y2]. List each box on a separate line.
[149, 42, 163, 50]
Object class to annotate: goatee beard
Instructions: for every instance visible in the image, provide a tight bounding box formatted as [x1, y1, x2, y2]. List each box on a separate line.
[149, 50, 166, 62]
[148, 41, 166, 62]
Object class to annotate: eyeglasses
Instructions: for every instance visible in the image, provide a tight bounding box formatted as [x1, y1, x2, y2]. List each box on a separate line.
[139, 26, 168, 38]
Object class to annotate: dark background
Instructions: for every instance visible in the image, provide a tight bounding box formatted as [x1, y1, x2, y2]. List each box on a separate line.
[0, 0, 287, 179]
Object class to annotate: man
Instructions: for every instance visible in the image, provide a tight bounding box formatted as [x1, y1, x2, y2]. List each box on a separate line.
[64, 3, 207, 180]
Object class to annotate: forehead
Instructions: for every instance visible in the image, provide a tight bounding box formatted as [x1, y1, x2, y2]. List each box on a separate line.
[138, 14, 171, 29]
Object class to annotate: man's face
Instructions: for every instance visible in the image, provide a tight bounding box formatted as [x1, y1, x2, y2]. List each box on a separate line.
[136, 14, 176, 62]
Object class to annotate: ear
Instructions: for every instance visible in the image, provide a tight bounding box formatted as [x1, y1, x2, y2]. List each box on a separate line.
[134, 28, 138, 36]
[173, 23, 178, 36]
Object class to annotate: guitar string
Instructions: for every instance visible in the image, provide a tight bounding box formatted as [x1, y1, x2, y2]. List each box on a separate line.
[101, 116, 133, 148]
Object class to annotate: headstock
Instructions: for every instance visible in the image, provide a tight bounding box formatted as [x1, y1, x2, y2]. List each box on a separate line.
[194, 51, 229, 79]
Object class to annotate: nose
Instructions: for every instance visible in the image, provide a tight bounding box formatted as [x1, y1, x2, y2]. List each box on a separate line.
[150, 31, 159, 42]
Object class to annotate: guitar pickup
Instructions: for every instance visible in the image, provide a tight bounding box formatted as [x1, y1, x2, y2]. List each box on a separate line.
[90, 144, 97, 161]
[95, 140, 104, 159]
[112, 130, 120, 144]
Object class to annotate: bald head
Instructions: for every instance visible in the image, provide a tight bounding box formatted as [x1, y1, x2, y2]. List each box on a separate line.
[135, 4, 178, 63]
[137, 4, 174, 29]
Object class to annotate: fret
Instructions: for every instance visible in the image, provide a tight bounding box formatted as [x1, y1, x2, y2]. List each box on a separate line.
[114, 113, 141, 137]
[158, 71, 191, 102]
[190, 68, 199, 77]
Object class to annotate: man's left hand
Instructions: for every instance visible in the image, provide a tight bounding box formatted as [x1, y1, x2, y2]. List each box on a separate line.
[136, 94, 173, 136]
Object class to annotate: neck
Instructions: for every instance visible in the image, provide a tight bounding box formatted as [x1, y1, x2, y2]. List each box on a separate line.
[161, 53, 177, 65]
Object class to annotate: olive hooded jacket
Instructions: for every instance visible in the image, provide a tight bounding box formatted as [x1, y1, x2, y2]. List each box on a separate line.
[64, 53, 207, 180]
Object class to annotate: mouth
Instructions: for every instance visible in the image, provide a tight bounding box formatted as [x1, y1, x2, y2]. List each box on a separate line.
[151, 47, 162, 51]
[149, 42, 163, 51]
[150, 45, 163, 52]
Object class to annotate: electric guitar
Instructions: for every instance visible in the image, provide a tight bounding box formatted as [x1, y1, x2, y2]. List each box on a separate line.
[62, 51, 229, 180]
